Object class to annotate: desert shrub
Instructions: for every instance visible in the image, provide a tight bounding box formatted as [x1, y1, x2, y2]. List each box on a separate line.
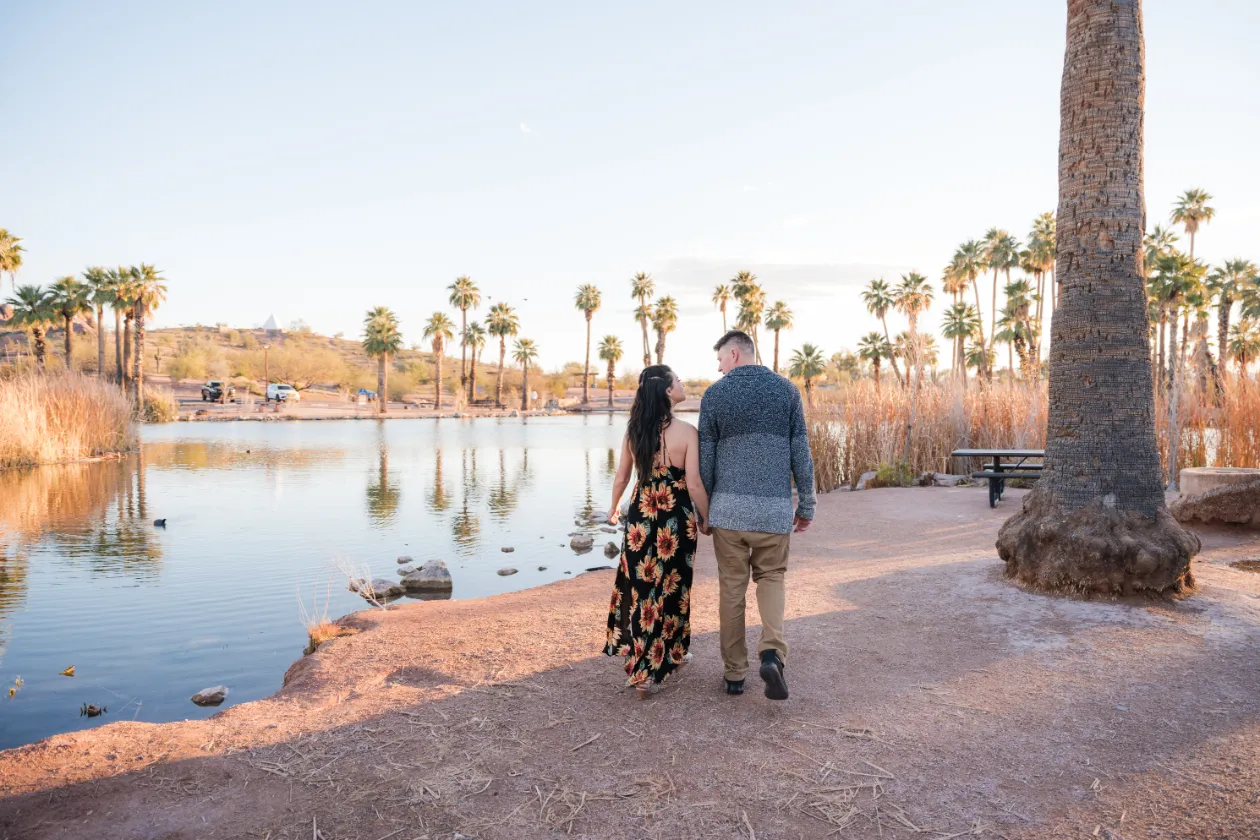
[142, 386, 179, 423]
[0, 371, 137, 467]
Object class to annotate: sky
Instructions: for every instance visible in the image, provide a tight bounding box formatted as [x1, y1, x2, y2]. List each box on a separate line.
[3, 1, 1258, 379]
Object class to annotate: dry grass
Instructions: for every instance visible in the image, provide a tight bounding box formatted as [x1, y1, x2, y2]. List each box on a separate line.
[808, 373, 1260, 489]
[808, 379, 1046, 488]
[305, 620, 358, 654]
[0, 371, 137, 468]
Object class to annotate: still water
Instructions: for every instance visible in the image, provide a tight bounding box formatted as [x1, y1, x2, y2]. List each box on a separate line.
[0, 415, 630, 749]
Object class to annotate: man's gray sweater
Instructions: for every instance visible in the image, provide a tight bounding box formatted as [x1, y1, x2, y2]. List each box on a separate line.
[698, 364, 816, 535]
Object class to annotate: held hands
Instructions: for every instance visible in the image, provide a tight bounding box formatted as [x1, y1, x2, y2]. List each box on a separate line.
[792, 515, 812, 534]
[698, 517, 711, 537]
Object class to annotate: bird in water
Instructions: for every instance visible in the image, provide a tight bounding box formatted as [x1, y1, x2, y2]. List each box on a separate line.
[60, 666, 75, 677]
[154, 519, 167, 527]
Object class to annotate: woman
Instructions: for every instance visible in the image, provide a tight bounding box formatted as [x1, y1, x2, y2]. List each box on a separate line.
[604, 365, 709, 698]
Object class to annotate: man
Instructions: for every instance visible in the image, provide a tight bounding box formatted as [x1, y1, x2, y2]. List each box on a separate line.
[699, 329, 815, 700]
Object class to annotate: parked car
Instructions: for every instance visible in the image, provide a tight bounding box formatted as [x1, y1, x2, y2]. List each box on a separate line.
[266, 383, 301, 402]
[357, 388, 377, 402]
[201, 380, 236, 401]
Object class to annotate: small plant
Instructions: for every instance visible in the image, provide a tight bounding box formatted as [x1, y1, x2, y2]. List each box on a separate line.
[297, 579, 361, 656]
[874, 461, 916, 488]
[142, 386, 179, 423]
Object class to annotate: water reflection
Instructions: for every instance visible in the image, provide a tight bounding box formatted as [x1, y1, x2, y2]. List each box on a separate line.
[427, 449, 451, 513]
[365, 436, 401, 525]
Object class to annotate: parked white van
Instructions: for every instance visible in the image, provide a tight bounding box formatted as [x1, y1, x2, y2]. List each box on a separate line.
[265, 383, 301, 402]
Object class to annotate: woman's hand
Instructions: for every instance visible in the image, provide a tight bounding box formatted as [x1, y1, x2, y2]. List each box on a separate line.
[608, 508, 621, 526]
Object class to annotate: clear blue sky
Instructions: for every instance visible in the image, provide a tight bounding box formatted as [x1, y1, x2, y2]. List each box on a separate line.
[4, 1, 1257, 378]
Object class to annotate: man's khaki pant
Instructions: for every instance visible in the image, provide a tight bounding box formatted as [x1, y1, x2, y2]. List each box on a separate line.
[711, 528, 790, 681]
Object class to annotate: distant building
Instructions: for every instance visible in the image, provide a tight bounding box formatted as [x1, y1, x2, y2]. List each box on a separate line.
[262, 314, 281, 335]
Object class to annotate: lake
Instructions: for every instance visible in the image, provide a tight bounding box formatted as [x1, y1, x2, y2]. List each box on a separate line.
[0, 415, 631, 750]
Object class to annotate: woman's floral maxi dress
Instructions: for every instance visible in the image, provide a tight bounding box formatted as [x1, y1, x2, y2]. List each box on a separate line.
[604, 442, 697, 686]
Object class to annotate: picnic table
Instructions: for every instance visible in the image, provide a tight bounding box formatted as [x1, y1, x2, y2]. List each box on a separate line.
[950, 448, 1045, 508]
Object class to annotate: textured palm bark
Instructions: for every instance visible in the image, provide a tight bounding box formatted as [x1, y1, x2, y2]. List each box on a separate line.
[997, 0, 1198, 595]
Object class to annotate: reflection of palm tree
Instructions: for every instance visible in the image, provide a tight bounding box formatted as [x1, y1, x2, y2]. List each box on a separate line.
[426, 450, 451, 513]
[451, 499, 480, 547]
[487, 448, 518, 519]
[606, 447, 617, 477]
[365, 440, 401, 524]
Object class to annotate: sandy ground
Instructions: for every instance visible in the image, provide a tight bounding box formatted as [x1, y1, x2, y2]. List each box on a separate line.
[2, 487, 1258, 840]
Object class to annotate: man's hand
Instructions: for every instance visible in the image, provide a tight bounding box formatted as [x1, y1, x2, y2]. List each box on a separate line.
[792, 515, 812, 534]
[697, 517, 712, 537]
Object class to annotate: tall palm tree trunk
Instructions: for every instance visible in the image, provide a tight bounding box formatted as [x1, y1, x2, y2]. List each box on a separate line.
[1166, 304, 1179, 388]
[123, 313, 133, 389]
[996, 0, 1197, 595]
[655, 330, 665, 366]
[114, 308, 123, 384]
[990, 269, 999, 346]
[435, 354, 443, 410]
[63, 315, 73, 365]
[459, 310, 468, 391]
[969, 279, 990, 380]
[607, 362, 615, 407]
[773, 330, 781, 374]
[1218, 295, 1232, 366]
[521, 364, 530, 411]
[96, 303, 106, 379]
[1157, 310, 1166, 390]
[872, 357, 881, 386]
[469, 346, 480, 403]
[582, 316, 592, 404]
[131, 305, 145, 410]
[378, 354, 387, 416]
[721, 307, 727, 332]
[495, 339, 507, 407]
[880, 316, 904, 386]
[639, 305, 651, 368]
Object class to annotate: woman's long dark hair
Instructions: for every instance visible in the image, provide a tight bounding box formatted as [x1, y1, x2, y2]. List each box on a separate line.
[626, 365, 675, 483]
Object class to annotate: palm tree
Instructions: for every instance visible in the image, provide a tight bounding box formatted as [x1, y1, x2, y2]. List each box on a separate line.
[1004, 279, 1036, 377]
[4, 285, 54, 367]
[83, 266, 113, 380]
[574, 284, 601, 404]
[712, 284, 732, 332]
[856, 332, 890, 386]
[788, 344, 826, 407]
[363, 307, 403, 415]
[983, 228, 1020, 347]
[1207, 259, 1257, 365]
[996, 0, 1196, 595]
[652, 296, 678, 365]
[112, 266, 138, 388]
[422, 312, 456, 410]
[0, 229, 24, 290]
[1171, 188, 1215, 260]
[1024, 214, 1057, 359]
[631, 272, 655, 367]
[764, 301, 793, 374]
[861, 278, 904, 386]
[108, 266, 131, 386]
[1229, 320, 1260, 377]
[129, 264, 166, 407]
[894, 271, 933, 464]
[448, 276, 480, 392]
[486, 302, 520, 408]
[513, 338, 539, 411]
[47, 276, 90, 367]
[735, 282, 766, 362]
[598, 335, 623, 407]
[953, 240, 990, 379]
[941, 302, 981, 385]
[464, 321, 487, 403]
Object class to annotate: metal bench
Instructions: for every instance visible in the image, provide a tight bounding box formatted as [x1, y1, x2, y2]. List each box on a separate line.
[950, 448, 1045, 508]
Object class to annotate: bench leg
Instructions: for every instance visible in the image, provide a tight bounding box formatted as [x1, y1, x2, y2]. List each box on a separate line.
[989, 478, 998, 508]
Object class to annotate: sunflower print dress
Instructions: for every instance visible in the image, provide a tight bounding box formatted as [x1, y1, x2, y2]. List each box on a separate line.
[604, 438, 697, 687]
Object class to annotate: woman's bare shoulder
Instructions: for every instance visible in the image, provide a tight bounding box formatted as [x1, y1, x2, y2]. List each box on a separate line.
[671, 418, 699, 439]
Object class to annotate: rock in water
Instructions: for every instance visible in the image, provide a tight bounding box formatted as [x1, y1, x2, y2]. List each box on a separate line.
[364, 578, 404, 599]
[570, 535, 595, 552]
[396, 555, 414, 565]
[191, 686, 228, 706]
[537, 566, 547, 571]
[604, 542, 620, 558]
[600, 526, 618, 534]
[402, 560, 453, 591]
[501, 547, 515, 553]
[397, 563, 418, 576]
[497, 568, 518, 576]
[153, 519, 167, 527]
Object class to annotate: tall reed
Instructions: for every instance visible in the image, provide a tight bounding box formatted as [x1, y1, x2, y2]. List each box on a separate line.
[0, 372, 137, 469]
[807, 374, 1260, 491]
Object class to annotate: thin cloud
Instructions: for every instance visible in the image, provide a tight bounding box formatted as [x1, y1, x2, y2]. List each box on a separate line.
[519, 122, 531, 134]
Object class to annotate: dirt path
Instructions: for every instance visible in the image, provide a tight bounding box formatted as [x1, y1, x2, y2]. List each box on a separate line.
[2, 488, 1258, 839]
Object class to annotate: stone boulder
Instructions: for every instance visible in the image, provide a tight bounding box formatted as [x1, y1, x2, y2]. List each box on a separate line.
[1180, 467, 1260, 497]
[397, 564, 418, 576]
[191, 686, 228, 706]
[570, 535, 595, 553]
[854, 471, 878, 490]
[363, 578, 404, 599]
[402, 560, 453, 591]
[396, 555, 414, 565]
[497, 567, 518, 576]
[932, 473, 969, 488]
[604, 541, 620, 558]
[1171, 478, 1260, 528]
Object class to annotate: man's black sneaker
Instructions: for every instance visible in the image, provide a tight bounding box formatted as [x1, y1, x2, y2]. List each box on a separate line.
[725, 679, 745, 695]
[759, 651, 789, 700]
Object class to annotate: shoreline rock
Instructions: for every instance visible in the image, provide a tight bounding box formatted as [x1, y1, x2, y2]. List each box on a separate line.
[403, 560, 453, 592]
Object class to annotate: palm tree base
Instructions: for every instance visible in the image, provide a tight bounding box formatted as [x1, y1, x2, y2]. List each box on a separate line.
[996, 488, 1198, 596]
